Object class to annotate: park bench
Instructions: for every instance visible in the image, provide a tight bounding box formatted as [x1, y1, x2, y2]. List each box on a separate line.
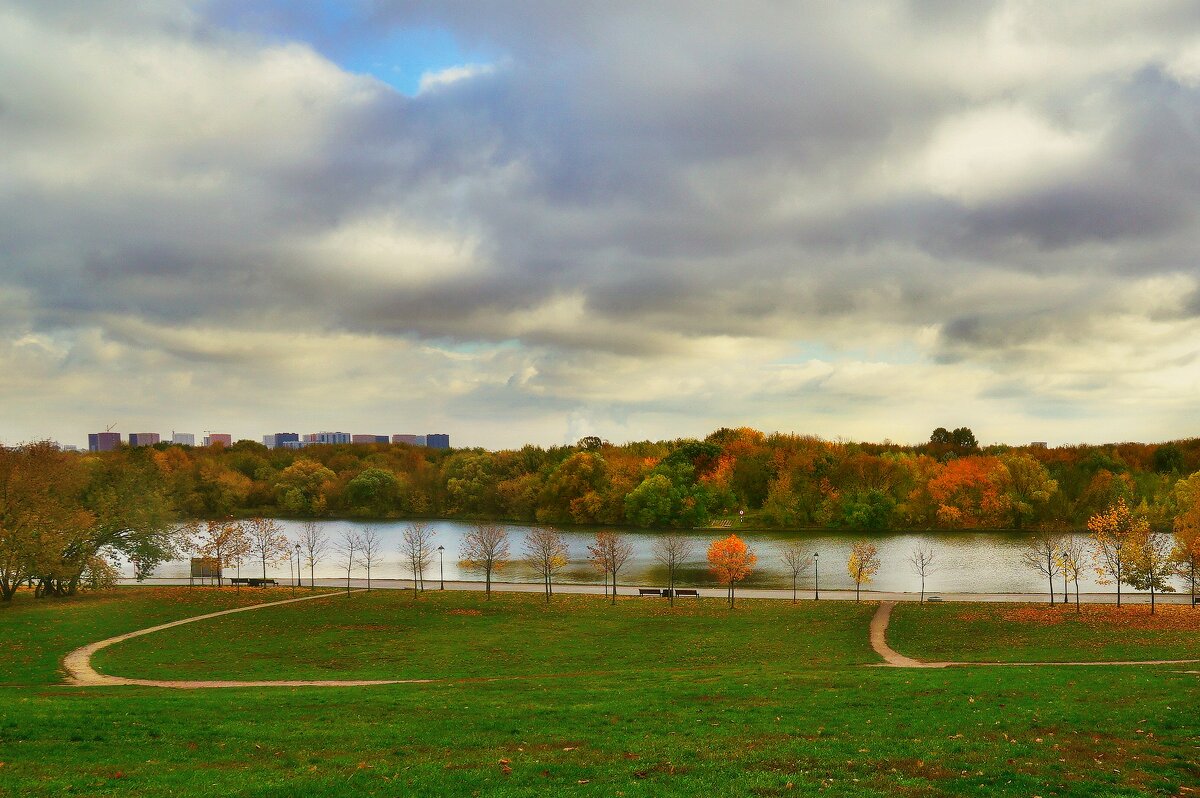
[230, 578, 278, 587]
[673, 589, 699, 598]
[926, 596, 942, 602]
[639, 588, 663, 596]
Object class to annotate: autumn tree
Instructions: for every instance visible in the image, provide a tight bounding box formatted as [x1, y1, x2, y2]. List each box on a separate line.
[275, 459, 336, 516]
[707, 534, 756, 608]
[907, 544, 936, 604]
[1172, 472, 1200, 606]
[652, 531, 695, 606]
[1000, 454, 1058, 529]
[926, 457, 1009, 528]
[298, 520, 329, 589]
[588, 530, 634, 605]
[847, 541, 879, 603]
[1125, 523, 1175, 614]
[0, 443, 92, 600]
[1056, 535, 1088, 613]
[399, 520, 436, 592]
[193, 519, 249, 588]
[460, 522, 510, 599]
[244, 517, 289, 581]
[1020, 533, 1064, 606]
[779, 541, 811, 604]
[523, 526, 569, 602]
[1088, 499, 1143, 607]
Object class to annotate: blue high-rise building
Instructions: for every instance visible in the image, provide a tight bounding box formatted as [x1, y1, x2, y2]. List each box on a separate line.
[426, 433, 450, 449]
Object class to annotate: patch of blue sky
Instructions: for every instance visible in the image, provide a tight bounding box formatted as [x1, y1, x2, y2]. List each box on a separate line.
[775, 340, 924, 365]
[207, 0, 492, 95]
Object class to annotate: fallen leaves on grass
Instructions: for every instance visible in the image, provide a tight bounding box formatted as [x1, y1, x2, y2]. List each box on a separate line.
[956, 604, 1200, 631]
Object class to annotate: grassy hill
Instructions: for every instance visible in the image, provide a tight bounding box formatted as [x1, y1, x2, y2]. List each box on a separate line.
[1, 587, 1197, 797]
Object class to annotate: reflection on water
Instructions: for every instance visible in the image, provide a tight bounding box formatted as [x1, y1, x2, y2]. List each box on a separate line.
[138, 520, 1180, 595]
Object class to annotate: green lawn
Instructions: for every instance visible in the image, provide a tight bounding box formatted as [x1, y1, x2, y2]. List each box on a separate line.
[888, 602, 1200, 663]
[1, 588, 1198, 797]
[94, 589, 877, 681]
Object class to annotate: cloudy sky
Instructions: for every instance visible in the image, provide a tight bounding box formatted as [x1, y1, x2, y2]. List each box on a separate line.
[2, 1, 1199, 449]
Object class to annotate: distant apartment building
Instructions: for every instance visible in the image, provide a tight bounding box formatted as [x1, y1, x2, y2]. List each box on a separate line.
[303, 431, 351, 445]
[128, 432, 160, 447]
[88, 432, 121, 452]
[280, 440, 306, 450]
[172, 432, 195, 446]
[1030, 441, 1048, 448]
[426, 433, 450, 449]
[262, 432, 299, 449]
[351, 434, 380, 444]
[392, 434, 426, 446]
[203, 433, 233, 447]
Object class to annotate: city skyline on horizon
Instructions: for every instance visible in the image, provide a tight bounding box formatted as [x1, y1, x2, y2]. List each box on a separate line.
[3, 3, 1200, 451]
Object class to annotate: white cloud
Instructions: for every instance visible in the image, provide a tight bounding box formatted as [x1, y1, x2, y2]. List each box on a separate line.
[416, 62, 495, 94]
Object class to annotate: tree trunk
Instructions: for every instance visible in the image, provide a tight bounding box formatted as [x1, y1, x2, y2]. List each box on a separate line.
[920, 574, 925, 605]
[610, 568, 617, 605]
[855, 581, 860, 603]
[792, 573, 797, 604]
[1074, 577, 1080, 614]
[485, 565, 492, 599]
[310, 563, 315, 590]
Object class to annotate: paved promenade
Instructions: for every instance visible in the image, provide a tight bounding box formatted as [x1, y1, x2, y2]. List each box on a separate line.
[122, 577, 1198, 605]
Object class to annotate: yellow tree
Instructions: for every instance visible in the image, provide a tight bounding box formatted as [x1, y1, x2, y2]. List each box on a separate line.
[1125, 521, 1175, 614]
[707, 534, 756, 608]
[847, 541, 880, 603]
[1172, 472, 1200, 606]
[1088, 499, 1144, 607]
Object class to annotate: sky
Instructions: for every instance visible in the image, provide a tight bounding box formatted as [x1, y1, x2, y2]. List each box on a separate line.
[2, 1, 1199, 450]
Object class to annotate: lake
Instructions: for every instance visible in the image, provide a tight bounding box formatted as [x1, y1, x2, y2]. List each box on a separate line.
[138, 519, 1183, 596]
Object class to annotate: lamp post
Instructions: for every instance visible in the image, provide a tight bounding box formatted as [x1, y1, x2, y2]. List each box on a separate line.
[295, 543, 302, 590]
[437, 545, 445, 590]
[289, 551, 295, 597]
[813, 552, 820, 601]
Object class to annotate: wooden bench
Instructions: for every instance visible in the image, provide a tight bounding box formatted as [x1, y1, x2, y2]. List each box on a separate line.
[231, 578, 277, 587]
[638, 588, 663, 596]
[673, 589, 699, 597]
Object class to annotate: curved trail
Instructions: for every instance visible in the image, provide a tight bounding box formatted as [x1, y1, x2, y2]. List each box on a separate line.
[62, 592, 1199, 688]
[869, 601, 1200, 669]
[62, 590, 431, 689]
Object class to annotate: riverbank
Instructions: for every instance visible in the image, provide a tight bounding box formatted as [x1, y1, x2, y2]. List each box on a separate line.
[120, 577, 1199, 605]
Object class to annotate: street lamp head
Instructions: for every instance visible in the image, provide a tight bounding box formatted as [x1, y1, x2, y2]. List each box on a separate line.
[813, 552, 819, 558]
[437, 545, 444, 552]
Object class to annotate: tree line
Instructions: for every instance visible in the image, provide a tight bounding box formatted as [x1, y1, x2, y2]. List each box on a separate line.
[3, 428, 1200, 600]
[23, 427, 1200, 530]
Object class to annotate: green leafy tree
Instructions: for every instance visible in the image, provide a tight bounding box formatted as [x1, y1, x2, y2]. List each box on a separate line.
[1000, 454, 1058, 529]
[275, 459, 336, 516]
[346, 468, 400, 516]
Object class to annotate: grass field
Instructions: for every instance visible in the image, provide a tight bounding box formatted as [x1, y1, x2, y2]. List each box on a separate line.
[888, 602, 1200, 663]
[1, 587, 1198, 797]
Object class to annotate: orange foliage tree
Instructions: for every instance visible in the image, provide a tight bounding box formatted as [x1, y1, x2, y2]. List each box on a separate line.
[707, 534, 756, 607]
[1088, 498, 1146, 607]
[925, 457, 1010, 528]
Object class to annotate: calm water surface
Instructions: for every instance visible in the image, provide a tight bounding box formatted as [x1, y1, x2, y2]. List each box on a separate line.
[140, 520, 1177, 595]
